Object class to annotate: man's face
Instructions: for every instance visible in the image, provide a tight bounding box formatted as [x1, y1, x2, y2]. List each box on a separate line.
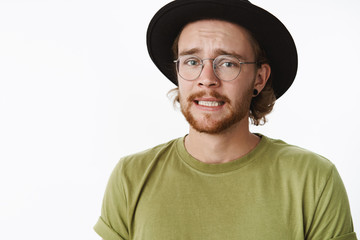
[177, 19, 259, 134]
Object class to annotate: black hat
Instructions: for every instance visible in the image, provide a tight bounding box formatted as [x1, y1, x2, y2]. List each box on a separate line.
[147, 0, 298, 99]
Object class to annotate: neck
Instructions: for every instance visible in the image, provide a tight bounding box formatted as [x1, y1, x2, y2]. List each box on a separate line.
[184, 119, 260, 164]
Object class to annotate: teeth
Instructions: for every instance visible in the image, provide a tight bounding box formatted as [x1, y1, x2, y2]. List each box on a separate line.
[198, 101, 222, 107]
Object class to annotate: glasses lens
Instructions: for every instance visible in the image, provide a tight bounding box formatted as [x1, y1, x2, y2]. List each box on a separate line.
[177, 55, 202, 80]
[214, 55, 241, 81]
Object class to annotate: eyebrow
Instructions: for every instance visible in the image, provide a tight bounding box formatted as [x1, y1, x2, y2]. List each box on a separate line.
[179, 48, 246, 60]
[215, 49, 246, 60]
[179, 48, 201, 56]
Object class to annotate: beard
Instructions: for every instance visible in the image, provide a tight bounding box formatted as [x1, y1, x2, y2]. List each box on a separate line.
[179, 86, 253, 135]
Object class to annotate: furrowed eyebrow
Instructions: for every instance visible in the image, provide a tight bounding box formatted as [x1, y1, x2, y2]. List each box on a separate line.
[179, 48, 201, 56]
[178, 48, 247, 60]
[214, 49, 246, 60]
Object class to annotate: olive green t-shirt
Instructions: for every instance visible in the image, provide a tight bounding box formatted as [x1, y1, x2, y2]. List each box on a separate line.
[94, 135, 356, 240]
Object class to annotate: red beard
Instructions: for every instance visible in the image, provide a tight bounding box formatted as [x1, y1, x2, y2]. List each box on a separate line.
[180, 87, 253, 134]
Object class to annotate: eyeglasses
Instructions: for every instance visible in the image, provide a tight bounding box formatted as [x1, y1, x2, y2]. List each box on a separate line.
[174, 55, 257, 81]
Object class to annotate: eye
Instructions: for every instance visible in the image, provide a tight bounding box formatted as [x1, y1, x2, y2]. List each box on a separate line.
[216, 56, 239, 68]
[222, 62, 235, 67]
[218, 61, 239, 69]
[184, 58, 200, 66]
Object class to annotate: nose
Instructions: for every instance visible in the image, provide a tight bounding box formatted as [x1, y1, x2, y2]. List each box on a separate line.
[197, 60, 219, 87]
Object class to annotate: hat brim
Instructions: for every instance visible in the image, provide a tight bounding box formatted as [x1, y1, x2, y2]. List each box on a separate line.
[147, 0, 298, 99]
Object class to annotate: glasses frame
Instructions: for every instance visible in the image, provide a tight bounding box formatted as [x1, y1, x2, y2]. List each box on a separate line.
[173, 55, 258, 81]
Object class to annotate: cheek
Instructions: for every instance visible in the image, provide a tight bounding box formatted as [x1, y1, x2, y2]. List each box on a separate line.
[177, 86, 187, 105]
[178, 80, 192, 98]
[225, 81, 253, 102]
[224, 82, 242, 96]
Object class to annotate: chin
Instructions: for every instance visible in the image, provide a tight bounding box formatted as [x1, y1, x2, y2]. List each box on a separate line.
[189, 115, 247, 135]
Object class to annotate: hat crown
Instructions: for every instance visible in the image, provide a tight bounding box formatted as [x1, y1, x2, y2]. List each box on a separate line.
[175, 0, 252, 4]
[176, 0, 250, 2]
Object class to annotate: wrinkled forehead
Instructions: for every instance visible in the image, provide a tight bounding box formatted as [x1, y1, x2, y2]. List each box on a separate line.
[181, 19, 253, 36]
[177, 19, 258, 59]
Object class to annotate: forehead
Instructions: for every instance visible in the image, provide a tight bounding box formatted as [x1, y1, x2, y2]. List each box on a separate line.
[178, 19, 255, 58]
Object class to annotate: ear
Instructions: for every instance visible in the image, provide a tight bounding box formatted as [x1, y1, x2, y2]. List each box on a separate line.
[254, 63, 271, 93]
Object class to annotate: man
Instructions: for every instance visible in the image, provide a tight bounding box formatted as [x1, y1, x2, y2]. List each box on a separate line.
[94, 0, 357, 239]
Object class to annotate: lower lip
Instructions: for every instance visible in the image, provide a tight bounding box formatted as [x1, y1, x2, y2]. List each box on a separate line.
[193, 101, 224, 111]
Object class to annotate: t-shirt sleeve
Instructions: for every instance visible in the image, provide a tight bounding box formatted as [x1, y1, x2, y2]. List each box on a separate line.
[306, 165, 357, 240]
[94, 160, 129, 240]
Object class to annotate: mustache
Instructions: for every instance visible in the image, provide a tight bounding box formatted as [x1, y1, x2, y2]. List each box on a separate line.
[187, 91, 231, 103]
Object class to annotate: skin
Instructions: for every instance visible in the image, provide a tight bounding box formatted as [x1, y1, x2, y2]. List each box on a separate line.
[177, 19, 271, 164]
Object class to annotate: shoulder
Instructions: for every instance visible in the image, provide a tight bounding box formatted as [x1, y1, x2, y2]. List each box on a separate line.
[122, 137, 180, 166]
[112, 137, 182, 179]
[260, 135, 346, 205]
[261, 135, 335, 178]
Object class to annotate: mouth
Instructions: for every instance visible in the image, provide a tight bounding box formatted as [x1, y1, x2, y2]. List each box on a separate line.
[195, 100, 225, 107]
[186, 91, 230, 110]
